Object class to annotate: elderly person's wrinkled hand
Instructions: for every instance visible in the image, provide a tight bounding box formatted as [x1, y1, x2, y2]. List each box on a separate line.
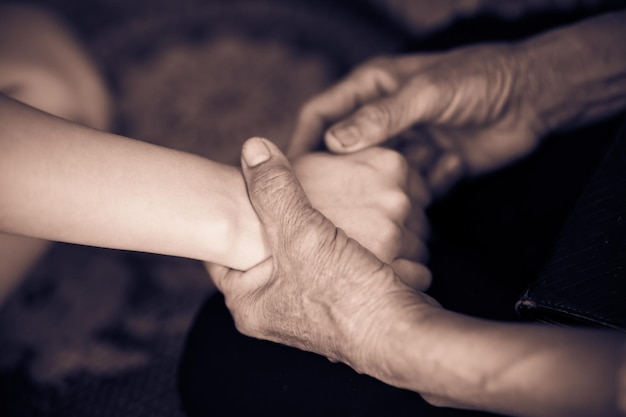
[289, 10, 626, 199]
[288, 44, 544, 197]
[206, 137, 438, 374]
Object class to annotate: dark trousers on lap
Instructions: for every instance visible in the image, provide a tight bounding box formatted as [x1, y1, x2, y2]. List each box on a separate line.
[178, 116, 625, 417]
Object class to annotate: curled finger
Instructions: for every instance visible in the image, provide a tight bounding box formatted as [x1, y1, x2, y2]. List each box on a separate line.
[390, 258, 432, 291]
[399, 228, 429, 263]
[406, 164, 432, 208]
[426, 151, 465, 199]
[288, 66, 397, 157]
[405, 208, 431, 241]
[325, 78, 445, 154]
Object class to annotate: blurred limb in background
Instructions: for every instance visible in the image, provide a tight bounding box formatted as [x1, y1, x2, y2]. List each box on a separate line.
[0, 3, 112, 303]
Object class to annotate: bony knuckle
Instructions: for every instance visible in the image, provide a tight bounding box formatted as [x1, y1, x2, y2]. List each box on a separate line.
[352, 61, 399, 96]
[390, 152, 410, 176]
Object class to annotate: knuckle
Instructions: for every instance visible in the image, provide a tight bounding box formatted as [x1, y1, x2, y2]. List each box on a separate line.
[380, 220, 403, 248]
[390, 151, 410, 176]
[375, 148, 409, 177]
[382, 190, 411, 217]
[374, 222, 402, 261]
[353, 57, 399, 93]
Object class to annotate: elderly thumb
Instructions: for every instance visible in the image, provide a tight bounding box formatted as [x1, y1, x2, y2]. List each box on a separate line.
[324, 91, 413, 154]
[324, 79, 443, 154]
[240, 137, 313, 238]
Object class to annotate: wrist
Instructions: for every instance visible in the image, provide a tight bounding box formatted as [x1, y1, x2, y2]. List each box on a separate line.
[375, 302, 625, 416]
[192, 163, 269, 270]
[512, 11, 626, 134]
[230, 193, 271, 270]
[360, 289, 444, 390]
[220, 166, 271, 270]
[374, 304, 509, 407]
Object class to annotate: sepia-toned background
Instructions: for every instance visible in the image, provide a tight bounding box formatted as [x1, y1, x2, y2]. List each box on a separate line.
[0, 0, 622, 416]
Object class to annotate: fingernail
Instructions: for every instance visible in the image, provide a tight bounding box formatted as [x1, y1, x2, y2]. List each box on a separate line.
[328, 125, 360, 148]
[242, 138, 271, 167]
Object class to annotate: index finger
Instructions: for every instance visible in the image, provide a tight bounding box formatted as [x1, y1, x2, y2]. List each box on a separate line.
[287, 65, 399, 157]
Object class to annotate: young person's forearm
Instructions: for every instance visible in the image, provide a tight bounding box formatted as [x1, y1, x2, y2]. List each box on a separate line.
[0, 94, 268, 269]
[515, 10, 626, 134]
[384, 306, 624, 417]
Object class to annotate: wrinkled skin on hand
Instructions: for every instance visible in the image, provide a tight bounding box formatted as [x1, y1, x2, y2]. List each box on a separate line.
[291, 147, 431, 289]
[289, 44, 544, 197]
[207, 138, 438, 379]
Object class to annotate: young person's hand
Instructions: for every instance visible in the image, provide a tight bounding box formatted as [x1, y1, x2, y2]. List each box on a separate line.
[292, 147, 431, 289]
[210, 138, 624, 417]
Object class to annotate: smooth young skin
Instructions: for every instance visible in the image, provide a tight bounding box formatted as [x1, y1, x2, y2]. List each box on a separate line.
[0, 3, 113, 298]
[212, 137, 626, 417]
[0, 94, 427, 287]
[0, 4, 426, 293]
[293, 148, 432, 288]
[0, 93, 265, 269]
[289, 10, 626, 196]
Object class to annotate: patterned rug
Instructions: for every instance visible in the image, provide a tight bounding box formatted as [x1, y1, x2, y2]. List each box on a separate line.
[0, 1, 404, 415]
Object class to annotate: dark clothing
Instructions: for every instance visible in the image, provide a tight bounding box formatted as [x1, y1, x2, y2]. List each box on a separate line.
[178, 114, 625, 417]
[178, 6, 626, 416]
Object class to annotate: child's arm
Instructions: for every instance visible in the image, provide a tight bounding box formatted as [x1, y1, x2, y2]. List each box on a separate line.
[0, 94, 269, 270]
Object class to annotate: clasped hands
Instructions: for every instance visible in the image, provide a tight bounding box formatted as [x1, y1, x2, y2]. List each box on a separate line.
[206, 137, 436, 378]
[207, 41, 544, 388]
